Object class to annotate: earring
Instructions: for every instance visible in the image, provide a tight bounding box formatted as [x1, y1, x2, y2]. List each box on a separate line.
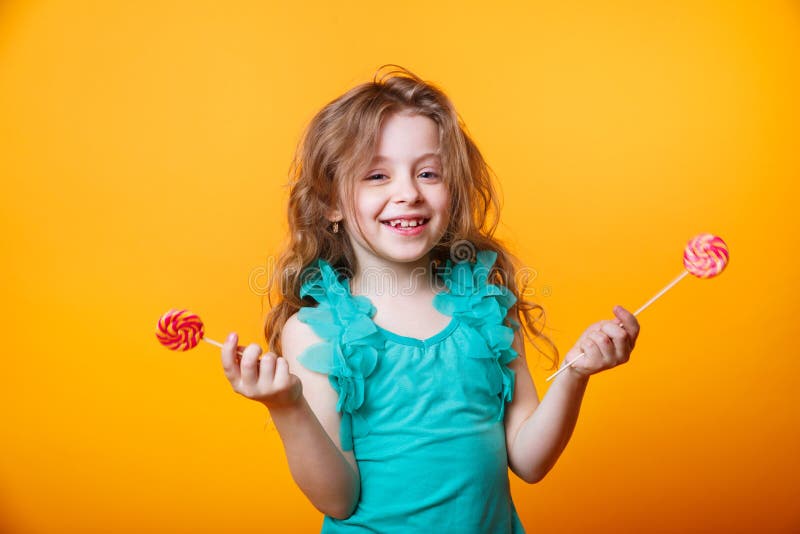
[332, 221, 339, 234]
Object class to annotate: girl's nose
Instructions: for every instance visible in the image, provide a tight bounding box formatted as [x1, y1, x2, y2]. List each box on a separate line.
[392, 175, 422, 203]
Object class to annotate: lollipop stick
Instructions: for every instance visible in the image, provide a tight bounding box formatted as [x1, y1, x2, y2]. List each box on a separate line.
[202, 337, 244, 356]
[632, 270, 688, 316]
[202, 337, 224, 349]
[545, 270, 689, 382]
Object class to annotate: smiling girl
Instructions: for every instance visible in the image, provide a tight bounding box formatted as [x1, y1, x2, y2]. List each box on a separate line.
[221, 65, 640, 533]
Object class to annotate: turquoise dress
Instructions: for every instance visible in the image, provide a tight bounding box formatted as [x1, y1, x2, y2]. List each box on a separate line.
[296, 250, 526, 533]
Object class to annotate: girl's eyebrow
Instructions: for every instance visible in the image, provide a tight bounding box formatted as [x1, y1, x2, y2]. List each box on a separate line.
[370, 152, 441, 165]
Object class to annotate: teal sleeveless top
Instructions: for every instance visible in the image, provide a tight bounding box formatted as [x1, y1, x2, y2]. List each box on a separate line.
[296, 250, 526, 533]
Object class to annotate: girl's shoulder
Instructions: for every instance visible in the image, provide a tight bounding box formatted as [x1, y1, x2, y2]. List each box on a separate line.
[280, 309, 324, 360]
[432, 249, 520, 331]
[296, 257, 380, 341]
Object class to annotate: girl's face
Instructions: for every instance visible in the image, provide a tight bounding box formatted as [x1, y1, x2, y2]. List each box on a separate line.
[342, 111, 450, 270]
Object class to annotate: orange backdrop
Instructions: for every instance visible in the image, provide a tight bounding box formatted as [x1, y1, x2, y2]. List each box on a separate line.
[1, 1, 798, 532]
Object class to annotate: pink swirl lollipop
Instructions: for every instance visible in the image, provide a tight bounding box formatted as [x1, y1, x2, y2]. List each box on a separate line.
[156, 309, 206, 351]
[156, 309, 243, 355]
[683, 233, 729, 279]
[547, 232, 730, 381]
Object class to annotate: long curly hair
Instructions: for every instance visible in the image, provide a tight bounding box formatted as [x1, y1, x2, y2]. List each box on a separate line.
[263, 65, 558, 369]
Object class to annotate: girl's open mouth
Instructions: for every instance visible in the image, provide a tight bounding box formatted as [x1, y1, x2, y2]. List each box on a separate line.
[381, 218, 430, 235]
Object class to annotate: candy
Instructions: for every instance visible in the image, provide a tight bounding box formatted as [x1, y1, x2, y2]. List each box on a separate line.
[546, 232, 730, 382]
[683, 233, 729, 279]
[156, 309, 205, 351]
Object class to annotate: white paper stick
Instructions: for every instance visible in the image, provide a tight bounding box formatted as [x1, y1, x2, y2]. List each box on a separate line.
[632, 271, 689, 316]
[202, 337, 224, 349]
[203, 337, 244, 356]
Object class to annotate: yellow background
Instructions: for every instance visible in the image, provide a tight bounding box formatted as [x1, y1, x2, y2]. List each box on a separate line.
[1, 1, 798, 532]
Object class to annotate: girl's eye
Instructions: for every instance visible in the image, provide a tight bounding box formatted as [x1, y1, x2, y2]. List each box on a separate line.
[364, 172, 440, 181]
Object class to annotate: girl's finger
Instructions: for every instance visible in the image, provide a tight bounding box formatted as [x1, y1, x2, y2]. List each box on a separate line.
[588, 331, 616, 368]
[599, 320, 626, 340]
[613, 306, 640, 344]
[575, 338, 601, 372]
[221, 333, 241, 384]
[256, 352, 278, 390]
[272, 357, 290, 390]
[239, 343, 262, 387]
[575, 322, 601, 349]
[600, 321, 631, 361]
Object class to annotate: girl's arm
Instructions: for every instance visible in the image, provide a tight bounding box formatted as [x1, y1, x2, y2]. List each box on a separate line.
[504, 306, 639, 483]
[221, 314, 360, 519]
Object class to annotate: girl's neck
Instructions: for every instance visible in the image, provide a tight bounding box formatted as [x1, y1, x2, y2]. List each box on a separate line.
[350, 254, 440, 300]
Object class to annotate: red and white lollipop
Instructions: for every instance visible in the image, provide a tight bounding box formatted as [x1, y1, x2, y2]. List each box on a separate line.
[156, 309, 241, 354]
[683, 233, 729, 279]
[547, 233, 729, 381]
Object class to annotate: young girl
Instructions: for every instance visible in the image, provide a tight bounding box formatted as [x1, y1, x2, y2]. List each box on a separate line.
[221, 65, 640, 533]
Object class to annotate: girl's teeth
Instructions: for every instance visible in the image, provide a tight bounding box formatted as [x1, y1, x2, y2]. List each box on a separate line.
[388, 219, 425, 227]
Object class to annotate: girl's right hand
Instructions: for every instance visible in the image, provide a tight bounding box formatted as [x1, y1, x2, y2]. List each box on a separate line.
[221, 332, 303, 409]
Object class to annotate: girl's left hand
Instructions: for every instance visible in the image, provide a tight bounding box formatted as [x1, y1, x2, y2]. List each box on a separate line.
[565, 305, 640, 377]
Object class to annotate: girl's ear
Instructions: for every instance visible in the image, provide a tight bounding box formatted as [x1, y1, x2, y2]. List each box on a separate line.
[326, 208, 343, 222]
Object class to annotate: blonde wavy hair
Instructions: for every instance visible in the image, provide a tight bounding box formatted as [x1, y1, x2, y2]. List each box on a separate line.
[263, 65, 558, 369]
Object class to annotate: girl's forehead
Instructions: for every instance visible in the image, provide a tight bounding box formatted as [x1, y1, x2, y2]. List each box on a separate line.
[369, 152, 441, 165]
[371, 114, 440, 160]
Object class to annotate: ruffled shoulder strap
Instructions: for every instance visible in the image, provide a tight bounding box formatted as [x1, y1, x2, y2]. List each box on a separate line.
[433, 249, 521, 422]
[295, 258, 384, 451]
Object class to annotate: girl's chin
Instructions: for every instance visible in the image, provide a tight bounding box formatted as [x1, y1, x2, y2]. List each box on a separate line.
[363, 241, 427, 259]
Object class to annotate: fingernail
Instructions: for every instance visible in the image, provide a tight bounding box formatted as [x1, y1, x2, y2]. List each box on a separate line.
[227, 332, 236, 343]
